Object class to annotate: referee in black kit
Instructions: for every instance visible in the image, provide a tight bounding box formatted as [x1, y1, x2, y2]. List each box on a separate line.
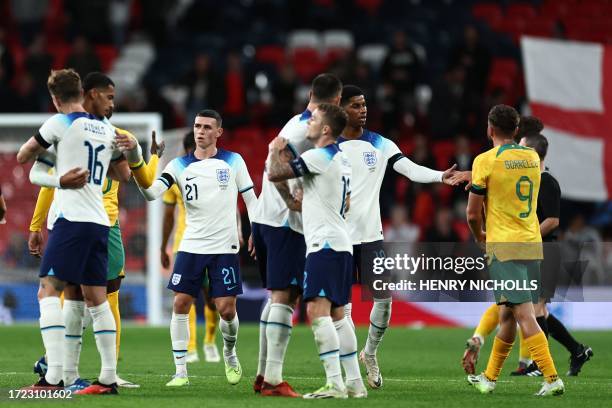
[516, 116, 593, 377]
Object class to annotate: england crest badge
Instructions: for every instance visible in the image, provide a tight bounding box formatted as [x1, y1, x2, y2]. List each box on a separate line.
[171, 273, 182, 285]
[216, 168, 230, 185]
[363, 151, 377, 167]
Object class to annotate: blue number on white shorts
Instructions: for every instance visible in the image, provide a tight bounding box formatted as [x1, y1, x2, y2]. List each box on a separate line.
[222, 267, 237, 285]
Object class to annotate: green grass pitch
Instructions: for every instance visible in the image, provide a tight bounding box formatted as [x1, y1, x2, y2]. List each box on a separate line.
[0, 324, 610, 407]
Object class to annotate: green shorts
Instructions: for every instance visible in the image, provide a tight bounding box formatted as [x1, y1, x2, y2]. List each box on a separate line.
[107, 221, 125, 281]
[489, 257, 541, 305]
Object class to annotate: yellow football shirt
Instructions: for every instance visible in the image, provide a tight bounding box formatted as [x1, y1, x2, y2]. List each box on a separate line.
[162, 184, 186, 253]
[471, 143, 543, 261]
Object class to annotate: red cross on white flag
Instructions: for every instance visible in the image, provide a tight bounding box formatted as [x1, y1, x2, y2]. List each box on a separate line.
[522, 36, 611, 201]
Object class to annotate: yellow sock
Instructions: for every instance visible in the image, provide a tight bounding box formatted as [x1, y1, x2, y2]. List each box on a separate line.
[188, 304, 197, 353]
[107, 290, 121, 360]
[204, 304, 218, 344]
[524, 331, 558, 383]
[474, 304, 499, 340]
[484, 336, 513, 381]
[518, 328, 531, 362]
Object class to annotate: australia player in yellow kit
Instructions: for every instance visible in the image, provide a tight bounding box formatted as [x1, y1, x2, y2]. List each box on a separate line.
[465, 105, 564, 396]
[161, 132, 220, 364]
[28, 72, 162, 390]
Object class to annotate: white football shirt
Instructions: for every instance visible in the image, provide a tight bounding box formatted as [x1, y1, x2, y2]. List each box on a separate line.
[37, 113, 121, 226]
[253, 109, 313, 233]
[338, 130, 404, 244]
[161, 149, 254, 254]
[290, 143, 352, 255]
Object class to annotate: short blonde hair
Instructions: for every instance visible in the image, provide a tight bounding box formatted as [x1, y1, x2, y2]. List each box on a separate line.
[47, 69, 82, 102]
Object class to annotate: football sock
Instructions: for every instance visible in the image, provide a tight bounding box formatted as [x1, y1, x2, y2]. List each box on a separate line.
[82, 306, 92, 331]
[547, 313, 580, 355]
[484, 336, 513, 381]
[312, 316, 344, 389]
[343, 303, 355, 331]
[170, 312, 190, 376]
[257, 299, 271, 377]
[334, 317, 362, 382]
[365, 297, 392, 356]
[536, 316, 549, 338]
[474, 304, 499, 344]
[518, 328, 532, 364]
[90, 301, 117, 385]
[264, 303, 293, 385]
[62, 299, 84, 386]
[204, 304, 218, 345]
[187, 304, 197, 353]
[524, 331, 558, 383]
[107, 290, 121, 359]
[39, 296, 64, 385]
[220, 313, 239, 360]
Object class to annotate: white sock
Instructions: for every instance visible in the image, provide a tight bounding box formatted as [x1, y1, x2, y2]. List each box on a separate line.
[39, 296, 64, 385]
[220, 313, 239, 364]
[82, 306, 92, 331]
[89, 301, 117, 385]
[365, 298, 392, 356]
[257, 298, 271, 377]
[62, 299, 84, 386]
[312, 316, 344, 389]
[334, 317, 362, 382]
[170, 312, 190, 377]
[343, 303, 355, 331]
[265, 303, 293, 385]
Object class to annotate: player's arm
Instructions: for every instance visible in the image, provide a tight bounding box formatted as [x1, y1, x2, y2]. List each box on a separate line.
[138, 160, 176, 201]
[466, 192, 486, 243]
[134, 130, 164, 188]
[466, 155, 489, 243]
[274, 181, 302, 211]
[29, 160, 89, 189]
[17, 136, 47, 164]
[266, 137, 300, 182]
[160, 189, 176, 268]
[28, 186, 56, 257]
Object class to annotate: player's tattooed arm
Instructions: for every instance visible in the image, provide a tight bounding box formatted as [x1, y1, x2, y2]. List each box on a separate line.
[267, 136, 298, 182]
[274, 181, 302, 211]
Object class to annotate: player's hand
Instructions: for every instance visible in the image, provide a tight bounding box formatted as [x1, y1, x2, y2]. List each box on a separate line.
[150, 130, 165, 158]
[115, 130, 138, 152]
[160, 249, 171, 269]
[28, 231, 44, 258]
[441, 164, 459, 185]
[445, 170, 472, 189]
[248, 234, 256, 260]
[269, 136, 288, 152]
[59, 167, 89, 189]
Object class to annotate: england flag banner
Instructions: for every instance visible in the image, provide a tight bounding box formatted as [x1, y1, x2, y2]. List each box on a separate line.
[522, 36, 611, 201]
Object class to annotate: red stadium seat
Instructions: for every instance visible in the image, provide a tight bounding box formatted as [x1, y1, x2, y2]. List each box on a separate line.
[255, 45, 286, 69]
[472, 3, 503, 29]
[48, 43, 70, 70]
[355, 0, 383, 15]
[432, 141, 455, 171]
[95, 45, 119, 72]
[506, 3, 538, 20]
[291, 48, 325, 83]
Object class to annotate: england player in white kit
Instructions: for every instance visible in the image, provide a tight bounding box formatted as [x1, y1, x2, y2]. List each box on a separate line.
[138, 110, 258, 387]
[338, 85, 465, 388]
[17, 69, 138, 394]
[267, 103, 367, 399]
[251, 73, 343, 397]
